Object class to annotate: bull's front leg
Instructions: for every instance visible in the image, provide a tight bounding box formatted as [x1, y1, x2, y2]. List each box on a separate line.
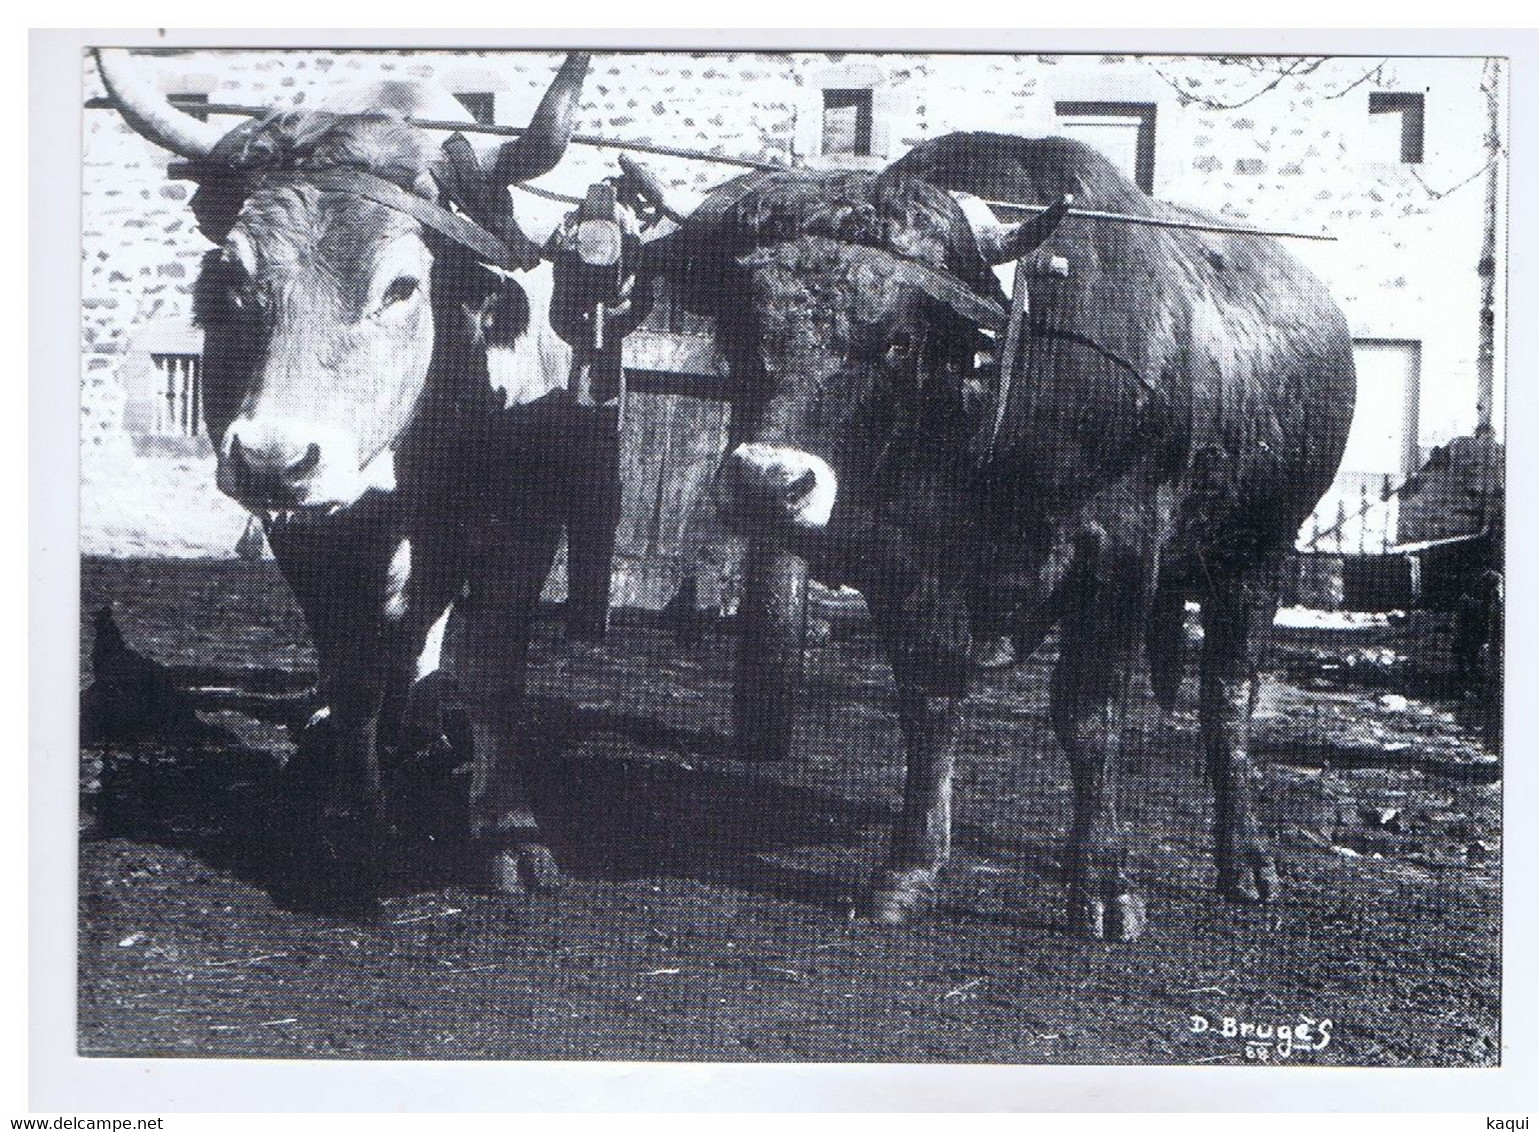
[267, 515, 406, 902]
[866, 574, 971, 924]
[1050, 531, 1151, 942]
[316, 669, 386, 866]
[459, 516, 564, 894]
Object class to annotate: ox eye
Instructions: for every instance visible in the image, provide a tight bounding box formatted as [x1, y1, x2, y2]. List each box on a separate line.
[885, 332, 917, 366]
[381, 276, 421, 308]
[225, 278, 258, 315]
[216, 252, 254, 309]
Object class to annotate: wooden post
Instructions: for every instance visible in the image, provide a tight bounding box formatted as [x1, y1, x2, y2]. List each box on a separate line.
[564, 402, 622, 643]
[667, 572, 703, 646]
[733, 541, 809, 761]
[1359, 480, 1370, 555]
[1477, 59, 1502, 435]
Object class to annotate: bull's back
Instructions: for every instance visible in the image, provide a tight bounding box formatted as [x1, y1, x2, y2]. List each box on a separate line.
[893, 131, 1355, 553]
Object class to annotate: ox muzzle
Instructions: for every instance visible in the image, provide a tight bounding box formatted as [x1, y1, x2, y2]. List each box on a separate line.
[719, 442, 839, 532]
[218, 418, 396, 515]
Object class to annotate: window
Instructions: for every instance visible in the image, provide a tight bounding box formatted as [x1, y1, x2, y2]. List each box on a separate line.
[1054, 101, 1157, 193]
[822, 88, 874, 157]
[1368, 91, 1425, 164]
[1345, 339, 1422, 479]
[453, 91, 497, 126]
[801, 62, 888, 170]
[150, 353, 203, 438]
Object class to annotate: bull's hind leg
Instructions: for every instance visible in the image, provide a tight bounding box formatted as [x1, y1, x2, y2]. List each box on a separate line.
[1051, 533, 1151, 941]
[1199, 571, 1281, 904]
[461, 516, 564, 894]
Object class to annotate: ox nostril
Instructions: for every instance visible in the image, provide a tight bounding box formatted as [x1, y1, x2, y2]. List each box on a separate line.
[228, 434, 251, 476]
[722, 443, 838, 530]
[288, 443, 322, 483]
[724, 452, 815, 507]
[780, 468, 817, 505]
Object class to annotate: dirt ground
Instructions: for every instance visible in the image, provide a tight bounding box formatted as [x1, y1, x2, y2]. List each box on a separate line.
[77, 557, 1501, 1064]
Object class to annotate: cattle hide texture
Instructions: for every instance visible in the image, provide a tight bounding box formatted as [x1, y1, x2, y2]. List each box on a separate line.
[650, 130, 1356, 941]
[886, 133, 1356, 576]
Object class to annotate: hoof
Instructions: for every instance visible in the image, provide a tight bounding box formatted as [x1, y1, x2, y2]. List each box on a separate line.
[1219, 850, 1279, 904]
[1069, 891, 1147, 942]
[485, 843, 564, 895]
[868, 868, 939, 924]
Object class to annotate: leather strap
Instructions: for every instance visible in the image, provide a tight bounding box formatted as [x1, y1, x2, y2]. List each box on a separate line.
[988, 258, 1031, 458]
[257, 167, 526, 268]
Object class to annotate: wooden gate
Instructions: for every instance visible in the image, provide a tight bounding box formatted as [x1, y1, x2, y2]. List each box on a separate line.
[610, 330, 733, 611]
[540, 313, 735, 614]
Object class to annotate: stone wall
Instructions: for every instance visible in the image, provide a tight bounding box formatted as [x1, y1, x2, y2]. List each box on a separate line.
[80, 49, 1503, 558]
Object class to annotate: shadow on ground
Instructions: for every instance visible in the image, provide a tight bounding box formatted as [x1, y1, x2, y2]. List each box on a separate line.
[87, 689, 915, 917]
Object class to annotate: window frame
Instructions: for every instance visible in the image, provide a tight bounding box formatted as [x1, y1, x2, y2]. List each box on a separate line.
[820, 87, 876, 159]
[1053, 100, 1159, 194]
[1367, 90, 1427, 165]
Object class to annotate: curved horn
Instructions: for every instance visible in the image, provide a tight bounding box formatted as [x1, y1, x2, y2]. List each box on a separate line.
[956, 191, 1075, 265]
[844, 245, 1006, 332]
[490, 52, 591, 186]
[617, 153, 706, 226]
[93, 48, 226, 160]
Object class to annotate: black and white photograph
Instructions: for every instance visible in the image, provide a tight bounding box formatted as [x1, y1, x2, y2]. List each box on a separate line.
[62, 37, 1506, 1074]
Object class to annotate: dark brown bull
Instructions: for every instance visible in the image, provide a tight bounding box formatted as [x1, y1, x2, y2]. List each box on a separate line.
[95, 48, 614, 900]
[638, 132, 1354, 940]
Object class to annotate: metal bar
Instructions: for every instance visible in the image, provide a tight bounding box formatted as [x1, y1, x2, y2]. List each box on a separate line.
[191, 357, 202, 436]
[87, 96, 1332, 238]
[175, 358, 185, 435]
[161, 357, 174, 436]
[989, 258, 1030, 456]
[982, 199, 1337, 242]
[512, 182, 584, 206]
[1385, 528, 1492, 557]
[1359, 480, 1369, 555]
[85, 96, 784, 170]
[1382, 473, 1394, 552]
